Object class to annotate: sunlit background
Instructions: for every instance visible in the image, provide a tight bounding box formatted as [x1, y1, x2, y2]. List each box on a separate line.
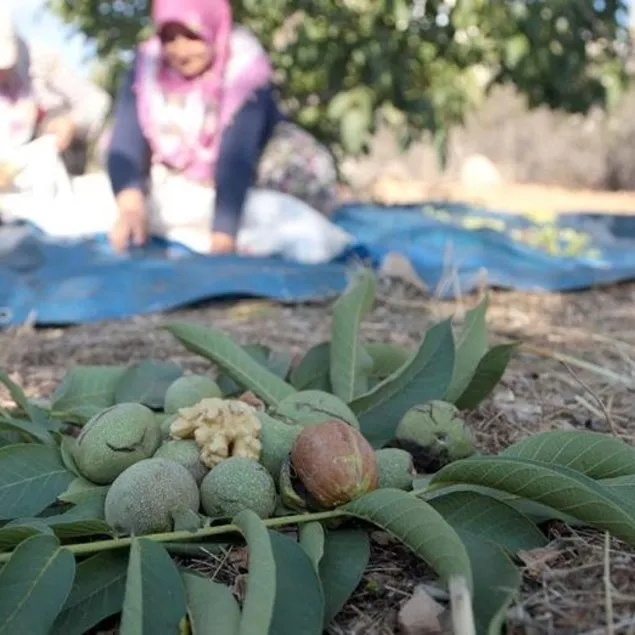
[5, 0, 93, 75]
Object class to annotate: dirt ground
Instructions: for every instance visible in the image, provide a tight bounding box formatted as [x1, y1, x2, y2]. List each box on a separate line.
[0, 182, 634, 634]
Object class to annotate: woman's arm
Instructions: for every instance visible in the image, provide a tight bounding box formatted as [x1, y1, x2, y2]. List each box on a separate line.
[30, 44, 111, 142]
[106, 63, 151, 196]
[213, 84, 282, 238]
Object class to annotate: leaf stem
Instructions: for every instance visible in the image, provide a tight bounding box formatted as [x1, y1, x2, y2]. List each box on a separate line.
[0, 509, 345, 563]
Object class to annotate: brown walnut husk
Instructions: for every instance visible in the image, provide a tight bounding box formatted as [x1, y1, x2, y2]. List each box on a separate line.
[289, 419, 379, 509]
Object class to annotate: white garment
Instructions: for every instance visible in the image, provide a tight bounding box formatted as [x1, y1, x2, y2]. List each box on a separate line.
[0, 138, 352, 264]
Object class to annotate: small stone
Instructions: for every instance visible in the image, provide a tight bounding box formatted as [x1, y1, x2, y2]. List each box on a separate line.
[398, 585, 446, 634]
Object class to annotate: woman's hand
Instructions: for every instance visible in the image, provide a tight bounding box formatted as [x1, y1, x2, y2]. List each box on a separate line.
[41, 116, 77, 152]
[110, 188, 148, 252]
[211, 232, 236, 254]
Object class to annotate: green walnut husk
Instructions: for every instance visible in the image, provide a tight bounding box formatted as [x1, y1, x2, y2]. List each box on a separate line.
[154, 439, 209, 485]
[163, 374, 222, 414]
[73, 403, 162, 485]
[389, 400, 474, 472]
[375, 448, 416, 491]
[257, 412, 302, 478]
[104, 457, 200, 535]
[200, 457, 277, 520]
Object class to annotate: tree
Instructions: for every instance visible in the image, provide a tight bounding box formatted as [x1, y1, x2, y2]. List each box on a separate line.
[49, 0, 632, 161]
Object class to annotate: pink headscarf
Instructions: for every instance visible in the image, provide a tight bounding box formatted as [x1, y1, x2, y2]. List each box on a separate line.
[135, 0, 272, 182]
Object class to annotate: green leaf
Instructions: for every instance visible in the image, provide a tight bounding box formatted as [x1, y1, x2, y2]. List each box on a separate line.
[0, 369, 53, 431]
[267, 351, 295, 381]
[340, 106, 371, 154]
[351, 319, 456, 446]
[182, 571, 240, 635]
[42, 487, 111, 538]
[443, 296, 489, 403]
[454, 343, 518, 410]
[50, 365, 128, 424]
[49, 518, 111, 539]
[289, 342, 331, 392]
[500, 430, 635, 479]
[318, 529, 370, 626]
[119, 537, 188, 635]
[0, 520, 53, 552]
[327, 91, 354, 120]
[233, 509, 277, 635]
[299, 522, 325, 571]
[504, 33, 530, 68]
[165, 322, 296, 407]
[365, 342, 411, 379]
[115, 359, 183, 410]
[0, 444, 75, 520]
[344, 489, 472, 588]
[428, 490, 547, 553]
[268, 530, 325, 635]
[58, 476, 105, 502]
[0, 534, 76, 634]
[216, 344, 271, 396]
[462, 534, 522, 635]
[0, 413, 54, 445]
[601, 475, 635, 506]
[329, 269, 376, 402]
[431, 456, 635, 545]
[0, 370, 32, 414]
[50, 551, 128, 635]
[56, 485, 109, 515]
[171, 506, 204, 532]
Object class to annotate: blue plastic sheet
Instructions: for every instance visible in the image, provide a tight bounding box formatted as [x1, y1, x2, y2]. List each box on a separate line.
[0, 201, 634, 326]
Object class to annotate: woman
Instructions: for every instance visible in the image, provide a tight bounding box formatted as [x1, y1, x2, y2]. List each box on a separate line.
[106, 0, 340, 255]
[0, 9, 111, 175]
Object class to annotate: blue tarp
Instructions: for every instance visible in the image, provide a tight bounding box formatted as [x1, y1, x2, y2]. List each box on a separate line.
[1, 200, 634, 327]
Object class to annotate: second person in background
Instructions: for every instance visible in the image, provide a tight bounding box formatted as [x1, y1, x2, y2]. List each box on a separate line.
[106, 0, 340, 256]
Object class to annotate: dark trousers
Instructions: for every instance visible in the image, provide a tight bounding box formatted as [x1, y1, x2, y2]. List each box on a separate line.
[60, 137, 88, 176]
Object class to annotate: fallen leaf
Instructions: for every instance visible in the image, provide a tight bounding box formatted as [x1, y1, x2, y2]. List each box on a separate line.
[398, 585, 446, 635]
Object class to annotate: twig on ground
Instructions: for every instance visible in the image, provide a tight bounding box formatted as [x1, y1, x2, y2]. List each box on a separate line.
[519, 343, 635, 389]
[604, 532, 615, 635]
[561, 362, 618, 436]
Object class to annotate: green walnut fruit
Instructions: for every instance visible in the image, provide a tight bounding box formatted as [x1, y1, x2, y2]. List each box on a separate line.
[200, 457, 277, 520]
[74, 403, 162, 484]
[257, 412, 302, 478]
[375, 448, 415, 491]
[154, 440, 209, 485]
[104, 458, 200, 535]
[158, 413, 179, 438]
[270, 390, 360, 429]
[164, 375, 222, 414]
[390, 401, 474, 472]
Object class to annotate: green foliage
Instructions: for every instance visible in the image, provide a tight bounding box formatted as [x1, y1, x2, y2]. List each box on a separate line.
[49, 0, 631, 159]
[3, 274, 635, 634]
[114, 360, 183, 410]
[329, 269, 376, 401]
[181, 571, 240, 634]
[119, 538, 188, 634]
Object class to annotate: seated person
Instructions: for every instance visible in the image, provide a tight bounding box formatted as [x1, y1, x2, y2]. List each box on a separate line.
[0, 9, 111, 175]
[106, 0, 338, 255]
